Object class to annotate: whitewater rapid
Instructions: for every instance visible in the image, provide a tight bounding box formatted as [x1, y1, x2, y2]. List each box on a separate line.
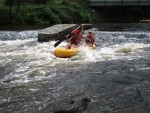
[0, 30, 150, 85]
[0, 24, 150, 113]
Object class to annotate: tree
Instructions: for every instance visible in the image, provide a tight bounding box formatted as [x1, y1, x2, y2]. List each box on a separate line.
[4, 0, 15, 14]
[35, 0, 48, 4]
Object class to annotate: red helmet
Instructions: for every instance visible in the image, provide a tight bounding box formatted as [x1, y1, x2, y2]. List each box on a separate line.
[73, 29, 79, 34]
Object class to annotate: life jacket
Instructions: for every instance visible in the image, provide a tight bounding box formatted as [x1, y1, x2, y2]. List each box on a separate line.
[85, 35, 95, 44]
[70, 35, 80, 45]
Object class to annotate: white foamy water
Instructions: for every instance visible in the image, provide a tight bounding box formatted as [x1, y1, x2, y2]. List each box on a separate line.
[0, 30, 150, 85]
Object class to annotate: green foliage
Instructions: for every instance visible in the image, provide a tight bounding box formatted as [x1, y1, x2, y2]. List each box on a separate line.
[0, 0, 93, 25]
[42, 7, 61, 24]
[35, 0, 49, 4]
[61, 0, 69, 6]
[80, 11, 93, 23]
[59, 11, 74, 23]
[24, 12, 39, 24]
[4, 0, 14, 6]
[0, 7, 11, 24]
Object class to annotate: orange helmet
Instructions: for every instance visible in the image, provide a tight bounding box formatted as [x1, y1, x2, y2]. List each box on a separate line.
[73, 29, 79, 34]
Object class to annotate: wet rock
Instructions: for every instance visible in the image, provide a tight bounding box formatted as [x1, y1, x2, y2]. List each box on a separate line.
[54, 97, 91, 113]
[134, 88, 144, 102]
[38, 24, 92, 42]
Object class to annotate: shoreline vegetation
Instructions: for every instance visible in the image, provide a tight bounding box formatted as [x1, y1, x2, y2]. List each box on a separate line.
[0, 0, 150, 29]
[0, 0, 93, 26]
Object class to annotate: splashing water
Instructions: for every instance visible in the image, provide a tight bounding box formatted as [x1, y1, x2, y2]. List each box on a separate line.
[0, 30, 150, 85]
[0, 24, 150, 113]
[0, 31, 37, 40]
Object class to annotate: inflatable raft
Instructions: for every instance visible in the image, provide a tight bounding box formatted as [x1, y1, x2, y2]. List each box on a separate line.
[88, 43, 96, 49]
[91, 43, 96, 49]
[54, 48, 78, 58]
[54, 44, 96, 58]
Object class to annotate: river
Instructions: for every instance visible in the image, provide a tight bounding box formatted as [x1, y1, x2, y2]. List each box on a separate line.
[0, 23, 150, 113]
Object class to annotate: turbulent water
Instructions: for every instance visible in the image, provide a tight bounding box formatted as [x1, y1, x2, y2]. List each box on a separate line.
[0, 23, 150, 113]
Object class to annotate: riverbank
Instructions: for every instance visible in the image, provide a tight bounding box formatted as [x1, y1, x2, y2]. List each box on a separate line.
[0, 0, 93, 25]
[2, 0, 150, 27]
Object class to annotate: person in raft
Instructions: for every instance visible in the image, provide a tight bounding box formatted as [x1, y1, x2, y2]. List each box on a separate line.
[66, 29, 84, 49]
[85, 31, 96, 47]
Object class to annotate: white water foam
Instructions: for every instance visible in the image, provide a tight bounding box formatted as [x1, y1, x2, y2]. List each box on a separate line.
[74, 42, 150, 63]
[0, 31, 38, 40]
[0, 31, 150, 85]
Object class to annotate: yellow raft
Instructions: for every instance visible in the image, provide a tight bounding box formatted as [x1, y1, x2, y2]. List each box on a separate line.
[91, 44, 96, 49]
[89, 43, 96, 49]
[54, 48, 78, 58]
[54, 44, 96, 58]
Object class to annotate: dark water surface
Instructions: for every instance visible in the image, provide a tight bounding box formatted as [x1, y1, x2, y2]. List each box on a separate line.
[0, 23, 150, 113]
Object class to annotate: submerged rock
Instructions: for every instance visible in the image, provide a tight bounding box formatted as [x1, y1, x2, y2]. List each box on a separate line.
[54, 97, 91, 113]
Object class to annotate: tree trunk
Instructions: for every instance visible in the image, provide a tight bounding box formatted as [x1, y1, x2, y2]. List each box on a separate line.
[15, 1, 21, 22]
[9, 6, 12, 23]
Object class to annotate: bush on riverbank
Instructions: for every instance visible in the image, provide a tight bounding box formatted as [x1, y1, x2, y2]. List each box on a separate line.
[0, 0, 93, 25]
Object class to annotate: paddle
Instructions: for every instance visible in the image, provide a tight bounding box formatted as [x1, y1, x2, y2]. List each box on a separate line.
[54, 38, 65, 47]
[54, 25, 82, 47]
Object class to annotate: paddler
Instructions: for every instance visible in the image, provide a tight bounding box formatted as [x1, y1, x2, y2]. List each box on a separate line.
[85, 31, 96, 48]
[66, 25, 84, 49]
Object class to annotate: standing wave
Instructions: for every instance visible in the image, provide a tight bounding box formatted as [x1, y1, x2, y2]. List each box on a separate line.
[0, 31, 38, 40]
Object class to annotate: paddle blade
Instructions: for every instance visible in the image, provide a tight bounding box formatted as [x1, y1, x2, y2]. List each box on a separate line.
[54, 38, 65, 47]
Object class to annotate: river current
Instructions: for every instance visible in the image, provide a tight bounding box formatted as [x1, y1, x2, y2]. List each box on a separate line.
[0, 23, 150, 113]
